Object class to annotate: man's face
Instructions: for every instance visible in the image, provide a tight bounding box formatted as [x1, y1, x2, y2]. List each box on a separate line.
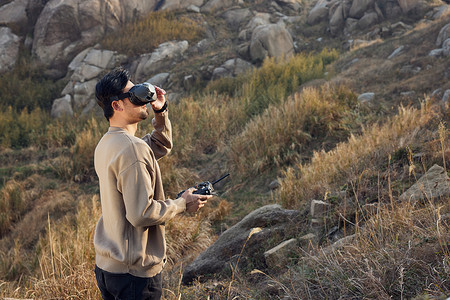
[122, 81, 149, 122]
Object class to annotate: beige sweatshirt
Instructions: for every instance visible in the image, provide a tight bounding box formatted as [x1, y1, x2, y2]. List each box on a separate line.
[93, 111, 186, 278]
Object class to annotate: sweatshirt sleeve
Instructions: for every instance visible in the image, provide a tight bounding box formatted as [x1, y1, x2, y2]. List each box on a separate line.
[141, 110, 173, 160]
[117, 157, 185, 228]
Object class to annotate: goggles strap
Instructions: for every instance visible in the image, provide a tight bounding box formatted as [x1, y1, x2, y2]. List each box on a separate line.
[110, 92, 131, 102]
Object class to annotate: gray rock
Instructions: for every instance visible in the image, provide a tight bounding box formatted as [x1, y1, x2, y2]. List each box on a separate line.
[357, 92, 375, 103]
[349, 0, 374, 19]
[399, 164, 450, 204]
[397, 0, 420, 13]
[222, 8, 252, 29]
[135, 40, 189, 81]
[276, 0, 302, 11]
[431, 5, 450, 20]
[83, 49, 115, 69]
[72, 64, 103, 82]
[249, 24, 294, 62]
[246, 13, 272, 32]
[442, 89, 450, 105]
[32, 0, 158, 75]
[264, 238, 298, 269]
[182, 204, 301, 284]
[0, 27, 21, 73]
[345, 17, 359, 33]
[0, 0, 28, 26]
[329, 3, 345, 35]
[310, 200, 330, 218]
[159, 0, 204, 11]
[436, 23, 450, 47]
[269, 180, 281, 190]
[357, 11, 379, 30]
[187, 5, 201, 13]
[428, 48, 444, 57]
[51, 95, 73, 118]
[443, 38, 450, 56]
[307, 5, 329, 25]
[68, 47, 92, 72]
[322, 234, 356, 253]
[201, 0, 235, 13]
[388, 45, 405, 59]
[146, 73, 170, 88]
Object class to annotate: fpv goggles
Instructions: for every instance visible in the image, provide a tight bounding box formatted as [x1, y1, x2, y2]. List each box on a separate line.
[110, 83, 157, 106]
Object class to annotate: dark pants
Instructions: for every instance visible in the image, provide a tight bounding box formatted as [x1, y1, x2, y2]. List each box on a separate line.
[95, 265, 162, 300]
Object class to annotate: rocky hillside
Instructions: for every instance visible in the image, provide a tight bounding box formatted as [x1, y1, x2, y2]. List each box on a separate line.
[1, 0, 449, 117]
[0, 0, 449, 299]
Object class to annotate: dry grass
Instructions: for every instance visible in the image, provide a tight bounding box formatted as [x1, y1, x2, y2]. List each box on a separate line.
[228, 84, 360, 179]
[101, 11, 204, 57]
[280, 100, 436, 208]
[276, 198, 449, 299]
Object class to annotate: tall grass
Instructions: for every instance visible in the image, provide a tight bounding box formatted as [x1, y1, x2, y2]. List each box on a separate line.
[280, 198, 449, 299]
[228, 85, 360, 179]
[101, 11, 204, 57]
[0, 49, 63, 112]
[280, 102, 434, 208]
[170, 50, 339, 164]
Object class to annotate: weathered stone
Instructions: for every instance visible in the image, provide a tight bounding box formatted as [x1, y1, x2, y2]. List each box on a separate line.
[276, 0, 302, 11]
[357, 92, 375, 103]
[298, 233, 317, 245]
[68, 47, 92, 72]
[0, 27, 21, 73]
[249, 24, 294, 62]
[307, 6, 329, 25]
[246, 13, 272, 31]
[146, 73, 170, 88]
[397, 0, 420, 13]
[400, 165, 450, 204]
[443, 38, 450, 56]
[182, 204, 300, 284]
[310, 200, 330, 218]
[431, 5, 450, 20]
[269, 180, 281, 190]
[329, 3, 345, 35]
[201, 0, 235, 13]
[32, 0, 158, 76]
[222, 8, 252, 29]
[264, 238, 298, 269]
[72, 64, 103, 82]
[436, 23, 450, 47]
[324, 234, 356, 252]
[51, 95, 73, 118]
[357, 11, 379, 30]
[0, 0, 28, 26]
[135, 41, 189, 81]
[349, 0, 374, 19]
[159, 0, 204, 11]
[83, 49, 115, 69]
[388, 45, 405, 59]
[428, 48, 444, 57]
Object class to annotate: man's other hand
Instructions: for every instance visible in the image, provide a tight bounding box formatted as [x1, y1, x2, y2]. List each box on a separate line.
[151, 86, 166, 111]
[181, 188, 212, 213]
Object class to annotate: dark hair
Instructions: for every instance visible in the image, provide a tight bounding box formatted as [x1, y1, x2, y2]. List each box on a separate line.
[95, 67, 131, 120]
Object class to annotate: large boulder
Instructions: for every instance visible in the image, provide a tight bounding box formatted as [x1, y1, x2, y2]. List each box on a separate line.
[249, 24, 294, 62]
[0, 0, 29, 26]
[32, 0, 158, 78]
[53, 47, 121, 117]
[0, 27, 21, 73]
[182, 204, 301, 284]
[222, 8, 252, 29]
[400, 164, 450, 204]
[134, 40, 189, 81]
[307, 0, 329, 25]
[201, 0, 235, 14]
[158, 0, 204, 11]
[349, 0, 374, 18]
[436, 23, 450, 47]
[212, 58, 253, 80]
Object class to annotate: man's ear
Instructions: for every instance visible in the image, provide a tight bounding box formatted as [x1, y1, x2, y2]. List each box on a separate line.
[112, 100, 123, 112]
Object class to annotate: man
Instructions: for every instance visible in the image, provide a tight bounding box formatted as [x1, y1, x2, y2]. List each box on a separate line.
[93, 67, 211, 300]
